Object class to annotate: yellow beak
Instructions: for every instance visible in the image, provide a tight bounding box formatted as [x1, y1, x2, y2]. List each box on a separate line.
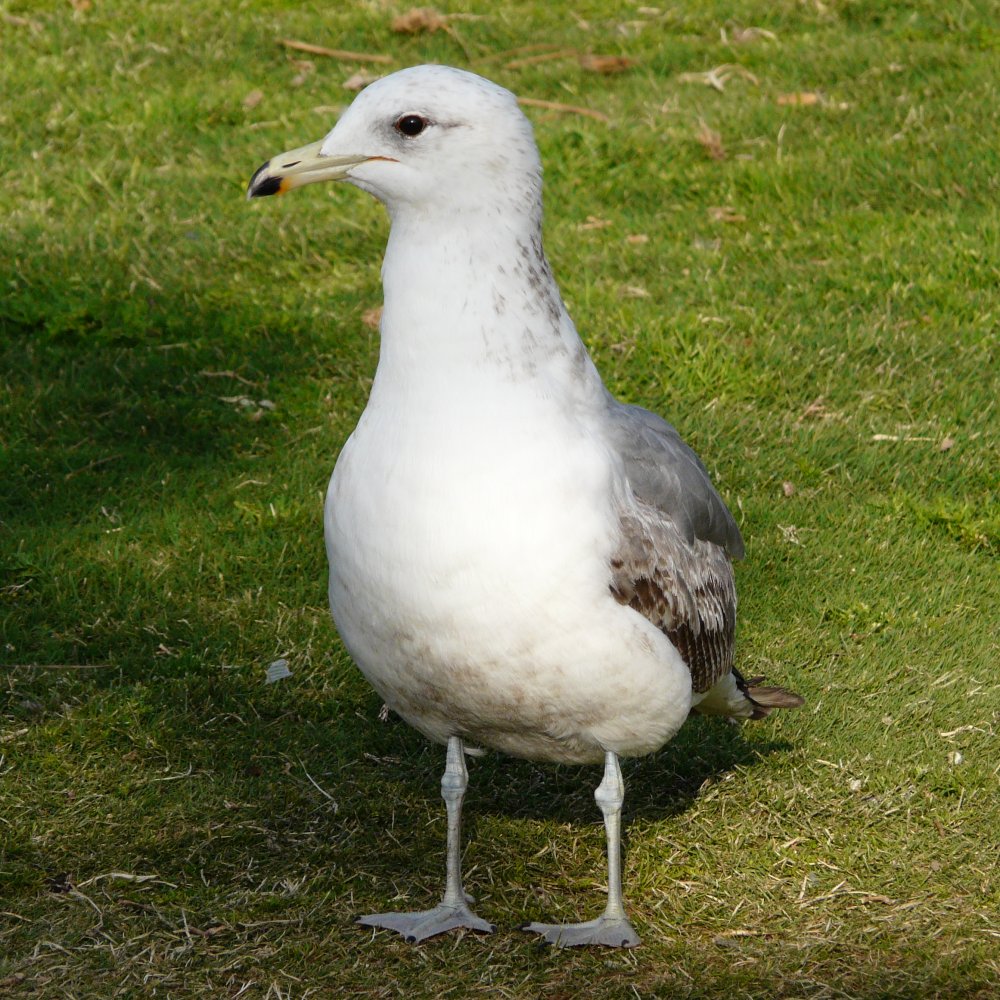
[246, 140, 374, 199]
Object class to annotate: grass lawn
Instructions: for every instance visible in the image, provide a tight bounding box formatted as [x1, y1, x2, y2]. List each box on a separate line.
[2, 1, 998, 996]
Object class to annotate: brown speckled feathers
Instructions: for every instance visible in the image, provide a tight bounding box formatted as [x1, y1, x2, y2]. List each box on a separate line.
[606, 398, 802, 715]
[610, 501, 736, 694]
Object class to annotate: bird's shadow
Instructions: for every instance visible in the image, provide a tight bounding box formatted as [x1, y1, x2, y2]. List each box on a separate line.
[481, 720, 789, 826]
[340, 713, 794, 918]
[364, 712, 791, 830]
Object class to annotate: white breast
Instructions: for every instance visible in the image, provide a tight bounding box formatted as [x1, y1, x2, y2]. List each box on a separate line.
[324, 368, 692, 763]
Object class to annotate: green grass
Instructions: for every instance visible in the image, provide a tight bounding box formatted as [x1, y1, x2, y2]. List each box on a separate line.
[2, 0, 998, 996]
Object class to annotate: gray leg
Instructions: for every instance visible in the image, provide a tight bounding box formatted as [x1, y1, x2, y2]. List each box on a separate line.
[523, 751, 640, 947]
[358, 736, 495, 943]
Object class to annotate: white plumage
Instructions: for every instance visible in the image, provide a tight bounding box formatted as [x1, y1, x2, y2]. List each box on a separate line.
[248, 65, 802, 948]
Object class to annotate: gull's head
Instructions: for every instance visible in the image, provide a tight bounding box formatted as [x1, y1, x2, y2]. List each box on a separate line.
[247, 65, 542, 217]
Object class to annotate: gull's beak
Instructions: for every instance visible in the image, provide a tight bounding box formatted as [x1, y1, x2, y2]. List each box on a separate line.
[246, 139, 375, 199]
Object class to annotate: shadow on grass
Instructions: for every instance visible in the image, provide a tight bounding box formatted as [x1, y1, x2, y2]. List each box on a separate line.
[0, 205, 387, 525]
[2, 251, 796, 932]
[474, 719, 792, 824]
[0, 254, 374, 671]
[4, 655, 792, 898]
[0, 311, 351, 520]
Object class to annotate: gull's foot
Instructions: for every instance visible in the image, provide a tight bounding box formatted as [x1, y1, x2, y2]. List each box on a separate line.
[358, 902, 495, 944]
[522, 915, 640, 948]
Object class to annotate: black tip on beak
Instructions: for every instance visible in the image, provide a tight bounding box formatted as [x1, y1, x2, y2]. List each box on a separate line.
[247, 160, 282, 199]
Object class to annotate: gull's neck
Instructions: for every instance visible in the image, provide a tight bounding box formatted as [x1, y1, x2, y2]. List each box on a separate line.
[375, 201, 584, 385]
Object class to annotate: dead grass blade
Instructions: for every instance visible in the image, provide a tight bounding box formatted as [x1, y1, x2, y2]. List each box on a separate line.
[64, 454, 123, 480]
[505, 49, 578, 69]
[709, 205, 746, 222]
[3, 10, 43, 30]
[390, 8, 482, 60]
[695, 120, 726, 160]
[579, 54, 635, 74]
[7, 663, 112, 670]
[678, 64, 759, 92]
[518, 97, 608, 123]
[476, 43, 564, 64]
[361, 306, 383, 329]
[277, 39, 393, 65]
[290, 59, 315, 87]
[722, 26, 778, 45]
[503, 51, 635, 73]
[391, 7, 450, 34]
[343, 71, 381, 92]
[777, 91, 822, 106]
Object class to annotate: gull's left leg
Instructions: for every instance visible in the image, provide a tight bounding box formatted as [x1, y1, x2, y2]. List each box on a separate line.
[358, 735, 495, 943]
[523, 751, 640, 947]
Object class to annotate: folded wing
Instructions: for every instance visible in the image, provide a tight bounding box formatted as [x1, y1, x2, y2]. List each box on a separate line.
[606, 398, 802, 716]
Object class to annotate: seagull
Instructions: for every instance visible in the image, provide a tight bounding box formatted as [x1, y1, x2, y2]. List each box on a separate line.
[247, 64, 803, 948]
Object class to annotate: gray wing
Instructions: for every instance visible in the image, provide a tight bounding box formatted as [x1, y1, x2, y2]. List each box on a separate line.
[607, 400, 743, 559]
[606, 398, 741, 693]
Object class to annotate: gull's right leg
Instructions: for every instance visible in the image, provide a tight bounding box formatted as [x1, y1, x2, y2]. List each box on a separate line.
[358, 735, 495, 943]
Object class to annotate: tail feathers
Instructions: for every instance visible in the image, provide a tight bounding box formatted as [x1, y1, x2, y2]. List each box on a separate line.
[740, 674, 805, 720]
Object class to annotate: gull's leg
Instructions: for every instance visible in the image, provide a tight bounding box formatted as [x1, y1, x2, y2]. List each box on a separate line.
[358, 735, 495, 943]
[523, 751, 640, 947]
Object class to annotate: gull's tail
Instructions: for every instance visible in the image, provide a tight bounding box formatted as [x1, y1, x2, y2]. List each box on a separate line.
[691, 668, 804, 721]
[737, 671, 805, 720]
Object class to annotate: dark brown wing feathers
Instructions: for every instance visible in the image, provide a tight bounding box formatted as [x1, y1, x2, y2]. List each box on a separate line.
[607, 397, 802, 716]
[610, 502, 736, 695]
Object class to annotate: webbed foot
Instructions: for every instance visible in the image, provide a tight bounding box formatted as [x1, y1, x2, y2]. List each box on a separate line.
[359, 902, 495, 943]
[522, 914, 640, 948]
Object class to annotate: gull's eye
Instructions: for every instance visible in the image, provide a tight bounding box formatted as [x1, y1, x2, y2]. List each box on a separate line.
[394, 114, 429, 138]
